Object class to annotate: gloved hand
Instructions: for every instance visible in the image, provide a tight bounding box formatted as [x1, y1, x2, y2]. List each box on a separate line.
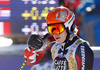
[27, 34, 43, 50]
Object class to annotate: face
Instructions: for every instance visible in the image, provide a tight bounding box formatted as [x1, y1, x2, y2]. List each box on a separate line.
[52, 30, 67, 44]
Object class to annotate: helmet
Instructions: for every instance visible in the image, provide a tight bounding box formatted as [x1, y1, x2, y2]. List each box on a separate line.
[46, 7, 75, 34]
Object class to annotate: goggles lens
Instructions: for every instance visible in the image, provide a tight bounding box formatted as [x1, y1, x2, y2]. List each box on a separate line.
[47, 24, 65, 35]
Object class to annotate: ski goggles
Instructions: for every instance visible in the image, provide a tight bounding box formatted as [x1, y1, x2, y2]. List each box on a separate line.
[47, 24, 65, 35]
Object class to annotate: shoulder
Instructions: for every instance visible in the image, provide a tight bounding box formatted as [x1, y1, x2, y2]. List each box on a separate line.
[74, 37, 90, 48]
[78, 40, 90, 50]
[75, 39, 93, 55]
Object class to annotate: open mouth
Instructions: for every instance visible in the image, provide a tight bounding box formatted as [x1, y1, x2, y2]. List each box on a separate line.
[56, 37, 60, 40]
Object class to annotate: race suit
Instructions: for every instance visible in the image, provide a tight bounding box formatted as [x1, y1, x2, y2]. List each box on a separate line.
[24, 35, 94, 70]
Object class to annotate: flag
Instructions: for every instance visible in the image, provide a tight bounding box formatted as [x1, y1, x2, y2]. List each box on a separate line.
[0, 0, 10, 5]
[0, 22, 11, 35]
[0, 7, 11, 20]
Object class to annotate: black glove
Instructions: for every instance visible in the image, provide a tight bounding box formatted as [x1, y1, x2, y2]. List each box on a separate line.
[27, 34, 43, 50]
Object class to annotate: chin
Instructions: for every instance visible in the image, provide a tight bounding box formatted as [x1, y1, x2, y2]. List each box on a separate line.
[55, 38, 65, 44]
[56, 40, 63, 44]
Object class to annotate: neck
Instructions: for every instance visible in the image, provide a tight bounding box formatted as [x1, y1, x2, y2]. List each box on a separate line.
[64, 33, 75, 43]
[69, 33, 75, 40]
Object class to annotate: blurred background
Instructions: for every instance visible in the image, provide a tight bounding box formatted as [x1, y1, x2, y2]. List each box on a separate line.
[0, 0, 100, 70]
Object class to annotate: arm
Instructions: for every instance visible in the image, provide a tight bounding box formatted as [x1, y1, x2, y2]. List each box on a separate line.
[24, 45, 52, 65]
[24, 34, 55, 65]
[75, 42, 94, 70]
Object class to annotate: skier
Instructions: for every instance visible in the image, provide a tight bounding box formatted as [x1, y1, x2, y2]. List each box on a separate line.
[24, 7, 94, 70]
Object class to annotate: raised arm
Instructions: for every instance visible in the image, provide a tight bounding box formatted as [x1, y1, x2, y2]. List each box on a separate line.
[24, 34, 55, 65]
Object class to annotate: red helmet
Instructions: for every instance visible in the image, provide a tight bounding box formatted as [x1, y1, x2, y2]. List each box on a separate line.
[46, 7, 75, 34]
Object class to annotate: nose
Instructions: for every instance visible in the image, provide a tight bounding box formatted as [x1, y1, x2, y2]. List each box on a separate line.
[52, 33, 59, 37]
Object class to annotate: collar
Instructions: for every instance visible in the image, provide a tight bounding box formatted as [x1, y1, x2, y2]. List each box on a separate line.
[64, 35, 79, 47]
[69, 34, 77, 41]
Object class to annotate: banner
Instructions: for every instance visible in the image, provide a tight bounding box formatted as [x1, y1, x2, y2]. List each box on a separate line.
[0, 22, 11, 35]
[0, 7, 11, 20]
[0, 0, 10, 4]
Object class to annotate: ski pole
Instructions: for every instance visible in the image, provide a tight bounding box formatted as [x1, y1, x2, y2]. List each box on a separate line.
[19, 48, 34, 70]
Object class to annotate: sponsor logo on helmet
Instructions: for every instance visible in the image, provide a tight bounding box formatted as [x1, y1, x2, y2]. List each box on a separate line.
[56, 11, 67, 21]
